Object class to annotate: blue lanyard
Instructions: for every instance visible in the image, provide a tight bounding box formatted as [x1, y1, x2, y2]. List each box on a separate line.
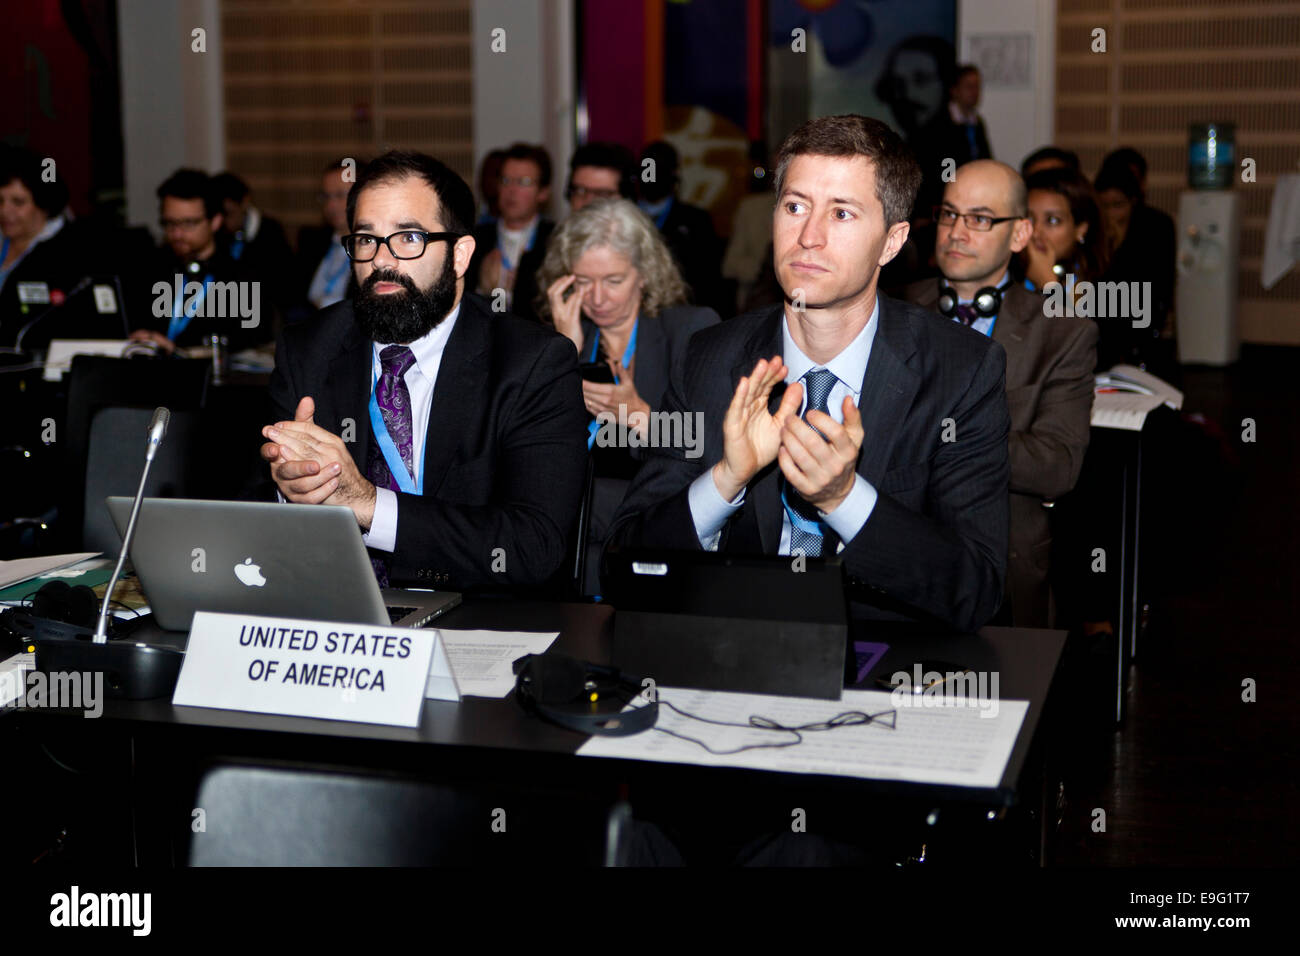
[497, 220, 538, 273]
[168, 274, 213, 340]
[586, 319, 638, 372]
[368, 365, 424, 495]
[585, 319, 639, 449]
[229, 233, 245, 260]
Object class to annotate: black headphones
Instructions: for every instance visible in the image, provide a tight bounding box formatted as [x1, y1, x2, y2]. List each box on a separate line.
[936, 276, 1009, 320]
[29, 580, 99, 628]
[513, 652, 657, 737]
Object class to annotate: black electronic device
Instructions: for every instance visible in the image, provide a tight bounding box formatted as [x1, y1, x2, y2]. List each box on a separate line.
[512, 652, 657, 736]
[602, 546, 849, 700]
[579, 361, 617, 384]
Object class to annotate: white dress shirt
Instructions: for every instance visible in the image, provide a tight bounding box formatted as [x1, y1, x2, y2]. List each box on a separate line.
[363, 302, 461, 552]
[687, 297, 881, 553]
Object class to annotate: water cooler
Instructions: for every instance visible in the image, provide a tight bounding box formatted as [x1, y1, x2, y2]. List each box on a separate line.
[1177, 123, 1241, 365]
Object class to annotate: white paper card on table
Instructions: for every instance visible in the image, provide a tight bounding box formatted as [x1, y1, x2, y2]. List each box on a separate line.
[423, 634, 463, 701]
[174, 611, 440, 726]
[433, 629, 559, 698]
[42, 340, 130, 381]
[578, 687, 1029, 790]
[0, 552, 101, 591]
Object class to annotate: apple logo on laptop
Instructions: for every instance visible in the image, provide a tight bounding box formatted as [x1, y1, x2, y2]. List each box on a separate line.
[234, 558, 266, 588]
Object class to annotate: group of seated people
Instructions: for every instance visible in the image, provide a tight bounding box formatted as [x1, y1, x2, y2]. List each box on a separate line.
[1, 114, 1178, 637]
[256, 113, 1156, 637]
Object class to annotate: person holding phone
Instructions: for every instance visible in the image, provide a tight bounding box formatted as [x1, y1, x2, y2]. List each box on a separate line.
[537, 198, 719, 594]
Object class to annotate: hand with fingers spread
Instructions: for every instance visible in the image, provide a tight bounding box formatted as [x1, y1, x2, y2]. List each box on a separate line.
[778, 393, 864, 514]
[711, 355, 803, 502]
[546, 274, 586, 354]
[261, 395, 377, 529]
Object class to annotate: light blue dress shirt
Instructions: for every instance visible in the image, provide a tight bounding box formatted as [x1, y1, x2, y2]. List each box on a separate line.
[687, 298, 881, 553]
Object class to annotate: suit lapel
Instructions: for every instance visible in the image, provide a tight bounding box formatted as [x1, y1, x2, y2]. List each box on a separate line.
[855, 297, 921, 485]
[993, 287, 1038, 390]
[328, 313, 372, 474]
[421, 294, 489, 494]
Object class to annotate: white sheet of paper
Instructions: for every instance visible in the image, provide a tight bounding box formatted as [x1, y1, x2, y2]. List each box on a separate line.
[577, 687, 1029, 790]
[1092, 389, 1165, 430]
[42, 340, 130, 381]
[435, 629, 559, 698]
[0, 553, 101, 591]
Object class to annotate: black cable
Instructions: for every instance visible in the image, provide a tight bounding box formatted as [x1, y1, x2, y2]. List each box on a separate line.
[618, 691, 896, 756]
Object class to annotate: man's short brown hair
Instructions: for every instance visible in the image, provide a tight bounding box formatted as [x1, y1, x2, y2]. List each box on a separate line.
[773, 114, 921, 227]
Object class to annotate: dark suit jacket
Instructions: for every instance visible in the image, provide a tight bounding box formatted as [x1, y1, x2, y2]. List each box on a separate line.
[606, 294, 1011, 634]
[268, 292, 588, 590]
[465, 218, 555, 323]
[1101, 202, 1176, 366]
[225, 213, 295, 310]
[910, 114, 993, 217]
[659, 200, 726, 316]
[904, 280, 1096, 627]
[0, 219, 118, 348]
[134, 247, 269, 351]
[580, 305, 720, 594]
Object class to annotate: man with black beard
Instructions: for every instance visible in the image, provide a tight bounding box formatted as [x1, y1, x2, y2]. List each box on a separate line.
[260, 151, 587, 591]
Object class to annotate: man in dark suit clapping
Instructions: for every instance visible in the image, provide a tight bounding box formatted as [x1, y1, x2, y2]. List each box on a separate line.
[609, 115, 1011, 633]
[260, 151, 587, 591]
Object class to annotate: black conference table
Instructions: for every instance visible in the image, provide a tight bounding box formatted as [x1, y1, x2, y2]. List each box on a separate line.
[6, 599, 1068, 866]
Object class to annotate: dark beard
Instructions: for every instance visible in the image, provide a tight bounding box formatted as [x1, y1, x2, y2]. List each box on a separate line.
[353, 255, 457, 344]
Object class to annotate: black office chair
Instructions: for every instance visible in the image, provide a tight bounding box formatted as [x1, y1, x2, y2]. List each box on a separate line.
[60, 355, 210, 552]
[187, 761, 617, 866]
[81, 405, 203, 554]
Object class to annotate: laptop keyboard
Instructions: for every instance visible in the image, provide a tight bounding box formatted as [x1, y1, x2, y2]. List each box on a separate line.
[386, 606, 417, 624]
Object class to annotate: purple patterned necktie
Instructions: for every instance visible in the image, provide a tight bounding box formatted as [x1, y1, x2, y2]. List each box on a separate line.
[954, 303, 979, 326]
[366, 345, 417, 586]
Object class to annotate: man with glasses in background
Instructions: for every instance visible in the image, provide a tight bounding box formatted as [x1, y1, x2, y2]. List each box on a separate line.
[902, 159, 1096, 628]
[259, 150, 586, 592]
[465, 142, 554, 321]
[564, 141, 636, 214]
[130, 168, 265, 353]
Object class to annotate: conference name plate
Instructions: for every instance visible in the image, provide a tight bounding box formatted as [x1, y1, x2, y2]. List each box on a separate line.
[174, 611, 453, 727]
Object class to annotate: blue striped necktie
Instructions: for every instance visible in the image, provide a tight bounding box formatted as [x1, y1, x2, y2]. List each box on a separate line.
[784, 367, 840, 557]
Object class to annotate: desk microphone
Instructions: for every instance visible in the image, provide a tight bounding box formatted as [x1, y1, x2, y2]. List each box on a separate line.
[10, 276, 94, 354]
[93, 406, 169, 643]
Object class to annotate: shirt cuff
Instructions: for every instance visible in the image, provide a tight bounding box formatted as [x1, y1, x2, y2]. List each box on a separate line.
[362, 487, 398, 553]
[820, 475, 876, 546]
[688, 469, 745, 551]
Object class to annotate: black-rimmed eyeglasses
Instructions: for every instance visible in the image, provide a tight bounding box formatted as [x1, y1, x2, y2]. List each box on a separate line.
[341, 230, 461, 261]
[933, 206, 1024, 231]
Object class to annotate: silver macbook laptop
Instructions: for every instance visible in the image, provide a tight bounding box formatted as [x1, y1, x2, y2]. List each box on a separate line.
[107, 497, 461, 632]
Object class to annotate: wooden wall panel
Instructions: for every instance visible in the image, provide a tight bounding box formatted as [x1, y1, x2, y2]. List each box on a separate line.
[1055, 1, 1300, 345]
[221, 0, 473, 243]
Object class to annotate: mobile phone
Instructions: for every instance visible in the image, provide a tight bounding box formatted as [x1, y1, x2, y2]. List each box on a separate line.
[579, 362, 616, 384]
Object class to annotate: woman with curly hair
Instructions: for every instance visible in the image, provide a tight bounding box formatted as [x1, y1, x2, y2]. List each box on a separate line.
[536, 198, 719, 594]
